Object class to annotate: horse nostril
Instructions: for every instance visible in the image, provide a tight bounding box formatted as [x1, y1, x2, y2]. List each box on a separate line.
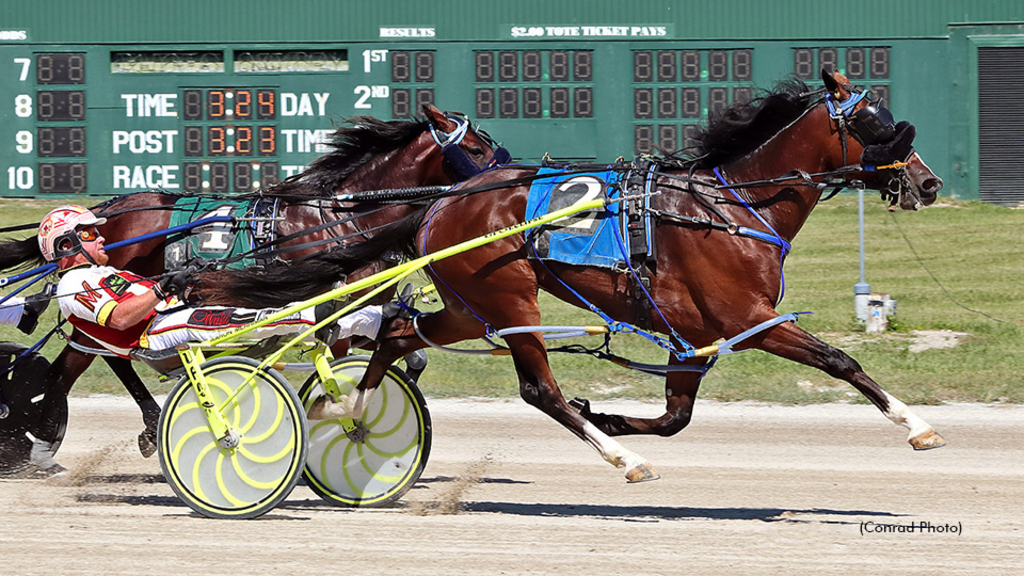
[924, 177, 943, 193]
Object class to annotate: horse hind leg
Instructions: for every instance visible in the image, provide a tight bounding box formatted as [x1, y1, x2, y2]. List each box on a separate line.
[755, 318, 945, 449]
[574, 357, 709, 437]
[505, 332, 659, 482]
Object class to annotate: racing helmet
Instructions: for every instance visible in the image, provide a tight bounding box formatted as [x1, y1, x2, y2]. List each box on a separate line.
[38, 205, 107, 262]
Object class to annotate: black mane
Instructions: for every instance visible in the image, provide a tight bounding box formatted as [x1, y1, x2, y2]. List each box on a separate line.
[270, 115, 430, 196]
[692, 78, 816, 168]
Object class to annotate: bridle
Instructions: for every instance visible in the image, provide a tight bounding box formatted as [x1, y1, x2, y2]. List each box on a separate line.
[429, 111, 512, 180]
[823, 87, 920, 208]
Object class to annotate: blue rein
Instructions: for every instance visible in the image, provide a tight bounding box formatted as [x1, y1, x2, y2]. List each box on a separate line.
[713, 166, 791, 304]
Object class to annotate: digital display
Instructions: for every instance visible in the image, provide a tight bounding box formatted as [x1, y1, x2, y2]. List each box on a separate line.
[36, 53, 86, 84]
[474, 50, 593, 119]
[550, 87, 570, 118]
[846, 48, 866, 79]
[37, 127, 87, 157]
[390, 51, 435, 118]
[634, 88, 653, 119]
[709, 87, 728, 115]
[183, 161, 279, 193]
[391, 51, 434, 82]
[36, 91, 86, 121]
[658, 88, 676, 118]
[682, 87, 701, 118]
[635, 125, 654, 154]
[523, 51, 542, 81]
[793, 46, 889, 80]
[682, 50, 701, 81]
[632, 49, 752, 153]
[708, 50, 728, 81]
[870, 48, 890, 78]
[475, 52, 495, 82]
[523, 88, 543, 118]
[819, 48, 838, 77]
[871, 85, 891, 106]
[37, 163, 87, 193]
[499, 88, 518, 118]
[183, 88, 273, 120]
[732, 50, 752, 81]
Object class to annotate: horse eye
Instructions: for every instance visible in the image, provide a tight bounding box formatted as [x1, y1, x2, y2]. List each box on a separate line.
[467, 145, 485, 157]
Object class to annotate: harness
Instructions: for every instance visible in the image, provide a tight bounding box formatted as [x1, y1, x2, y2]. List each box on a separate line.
[415, 85, 917, 376]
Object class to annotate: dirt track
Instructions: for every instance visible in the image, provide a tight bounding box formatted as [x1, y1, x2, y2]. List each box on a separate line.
[2, 397, 1021, 576]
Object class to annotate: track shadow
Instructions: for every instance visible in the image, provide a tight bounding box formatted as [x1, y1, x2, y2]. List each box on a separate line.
[414, 475, 531, 486]
[460, 501, 909, 524]
[79, 473, 166, 484]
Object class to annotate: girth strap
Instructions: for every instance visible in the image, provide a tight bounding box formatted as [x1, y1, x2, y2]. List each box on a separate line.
[623, 159, 658, 330]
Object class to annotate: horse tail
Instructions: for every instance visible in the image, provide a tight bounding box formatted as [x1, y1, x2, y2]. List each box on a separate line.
[198, 205, 427, 308]
[0, 236, 45, 273]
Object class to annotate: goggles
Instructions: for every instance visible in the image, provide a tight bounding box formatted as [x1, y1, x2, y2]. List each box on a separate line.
[76, 226, 100, 242]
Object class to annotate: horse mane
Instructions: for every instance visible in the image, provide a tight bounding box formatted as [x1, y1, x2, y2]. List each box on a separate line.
[269, 115, 430, 197]
[691, 77, 815, 168]
[197, 206, 428, 307]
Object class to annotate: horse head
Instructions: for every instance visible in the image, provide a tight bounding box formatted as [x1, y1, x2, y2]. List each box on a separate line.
[821, 69, 941, 210]
[423, 104, 511, 182]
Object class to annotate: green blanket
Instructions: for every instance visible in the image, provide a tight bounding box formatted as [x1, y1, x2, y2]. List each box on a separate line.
[165, 197, 256, 270]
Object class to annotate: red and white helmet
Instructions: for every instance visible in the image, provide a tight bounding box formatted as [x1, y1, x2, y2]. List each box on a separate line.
[38, 205, 107, 262]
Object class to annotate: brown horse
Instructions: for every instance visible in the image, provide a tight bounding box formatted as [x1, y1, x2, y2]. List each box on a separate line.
[214, 70, 945, 482]
[0, 105, 506, 471]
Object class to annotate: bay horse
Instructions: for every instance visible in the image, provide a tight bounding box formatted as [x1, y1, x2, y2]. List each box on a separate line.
[211, 70, 945, 482]
[0, 105, 506, 473]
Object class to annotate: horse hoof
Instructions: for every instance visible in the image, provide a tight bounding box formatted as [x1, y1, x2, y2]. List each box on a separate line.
[625, 462, 660, 483]
[909, 429, 947, 450]
[138, 429, 157, 458]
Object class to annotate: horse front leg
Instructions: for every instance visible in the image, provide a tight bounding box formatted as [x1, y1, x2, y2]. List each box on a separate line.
[574, 356, 711, 437]
[103, 356, 160, 458]
[503, 331, 659, 482]
[754, 318, 946, 450]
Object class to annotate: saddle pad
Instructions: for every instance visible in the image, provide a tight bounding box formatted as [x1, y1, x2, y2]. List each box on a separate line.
[525, 167, 624, 269]
[165, 197, 254, 270]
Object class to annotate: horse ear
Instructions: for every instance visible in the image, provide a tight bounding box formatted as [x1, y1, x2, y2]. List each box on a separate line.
[821, 68, 843, 99]
[422, 104, 457, 132]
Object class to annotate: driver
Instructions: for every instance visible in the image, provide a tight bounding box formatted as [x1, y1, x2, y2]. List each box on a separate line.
[29, 205, 393, 476]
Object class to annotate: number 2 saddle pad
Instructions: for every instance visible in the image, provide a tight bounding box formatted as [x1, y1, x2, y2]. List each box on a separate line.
[525, 167, 628, 269]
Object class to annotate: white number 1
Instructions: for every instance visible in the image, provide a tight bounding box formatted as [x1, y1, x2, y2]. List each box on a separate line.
[14, 58, 30, 81]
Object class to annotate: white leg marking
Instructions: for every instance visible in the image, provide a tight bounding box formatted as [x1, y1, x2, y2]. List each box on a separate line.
[581, 422, 648, 471]
[306, 387, 377, 420]
[882, 391, 932, 439]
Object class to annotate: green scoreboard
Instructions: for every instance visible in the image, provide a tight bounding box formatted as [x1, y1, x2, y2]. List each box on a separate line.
[0, 43, 894, 197]
[2, 1, 1023, 202]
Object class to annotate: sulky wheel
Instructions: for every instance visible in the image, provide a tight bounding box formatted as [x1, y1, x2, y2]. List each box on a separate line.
[298, 355, 431, 507]
[157, 356, 307, 519]
[0, 342, 66, 478]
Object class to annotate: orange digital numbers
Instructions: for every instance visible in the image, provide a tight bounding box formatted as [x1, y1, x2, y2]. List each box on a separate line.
[208, 126, 227, 155]
[257, 89, 276, 119]
[235, 89, 252, 119]
[207, 90, 225, 119]
[236, 126, 253, 155]
[258, 126, 276, 156]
